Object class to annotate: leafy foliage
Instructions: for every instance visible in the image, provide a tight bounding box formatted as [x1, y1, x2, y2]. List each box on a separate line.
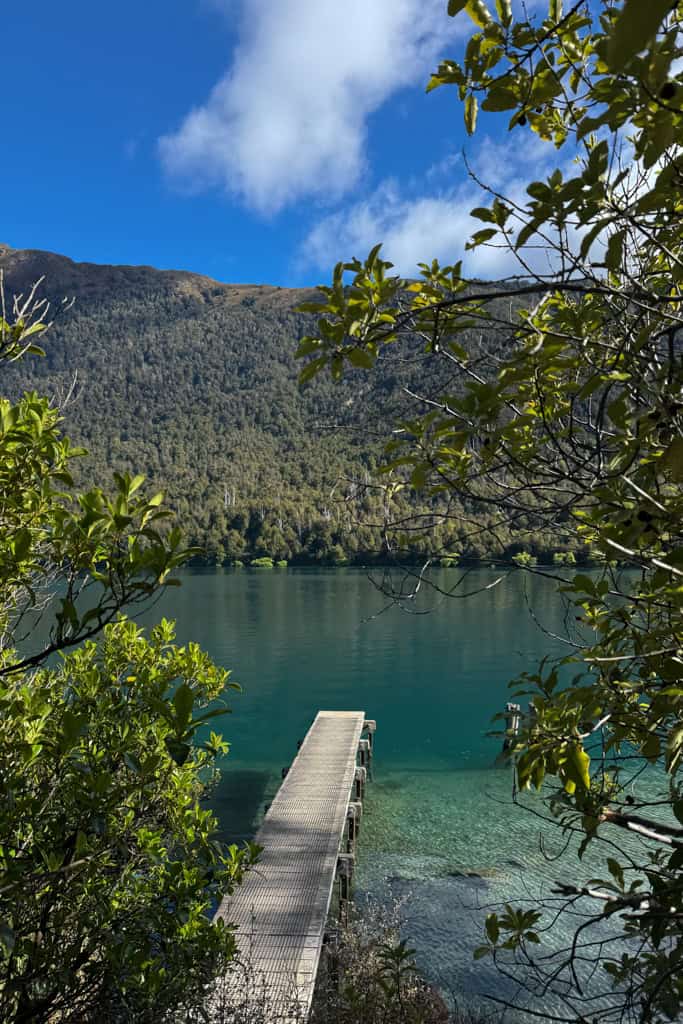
[297, 1, 683, 1020]
[0, 285, 257, 1021]
[0, 619, 257, 1023]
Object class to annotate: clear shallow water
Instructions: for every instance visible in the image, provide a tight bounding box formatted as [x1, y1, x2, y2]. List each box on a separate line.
[142, 567, 610, 1014]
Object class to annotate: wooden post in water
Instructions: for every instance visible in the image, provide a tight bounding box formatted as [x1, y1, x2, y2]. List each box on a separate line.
[364, 719, 376, 753]
[503, 702, 521, 752]
[363, 720, 376, 778]
[323, 928, 340, 993]
[346, 801, 362, 853]
[337, 853, 354, 926]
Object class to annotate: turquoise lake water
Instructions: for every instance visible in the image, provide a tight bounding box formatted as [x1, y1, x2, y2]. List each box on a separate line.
[145, 567, 612, 1015]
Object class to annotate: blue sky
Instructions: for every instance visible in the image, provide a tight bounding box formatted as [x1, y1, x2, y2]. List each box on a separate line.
[4, 0, 549, 286]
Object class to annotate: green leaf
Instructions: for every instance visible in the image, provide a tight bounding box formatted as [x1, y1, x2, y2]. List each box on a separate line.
[467, 228, 497, 248]
[366, 242, 384, 268]
[607, 0, 673, 72]
[299, 356, 327, 384]
[410, 463, 429, 490]
[12, 528, 32, 561]
[495, 0, 512, 26]
[515, 219, 541, 250]
[296, 336, 322, 358]
[641, 733, 661, 760]
[22, 321, 48, 339]
[481, 86, 518, 111]
[485, 913, 500, 943]
[59, 599, 79, 628]
[470, 206, 497, 223]
[606, 858, 624, 889]
[466, 0, 492, 27]
[62, 710, 86, 745]
[662, 437, 683, 481]
[448, 0, 467, 15]
[666, 727, 683, 773]
[465, 93, 478, 135]
[549, 0, 562, 21]
[173, 683, 194, 732]
[605, 229, 625, 271]
[575, 375, 605, 401]
[566, 744, 591, 791]
[165, 737, 191, 766]
[579, 219, 608, 261]
[346, 347, 375, 369]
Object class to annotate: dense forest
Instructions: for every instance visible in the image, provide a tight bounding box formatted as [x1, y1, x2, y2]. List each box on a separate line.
[1, 244, 581, 565]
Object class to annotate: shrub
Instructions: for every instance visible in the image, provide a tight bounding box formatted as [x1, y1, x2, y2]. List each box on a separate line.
[310, 901, 451, 1024]
[511, 551, 536, 568]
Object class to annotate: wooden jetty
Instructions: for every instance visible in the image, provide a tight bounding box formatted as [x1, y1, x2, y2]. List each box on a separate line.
[213, 710, 376, 1021]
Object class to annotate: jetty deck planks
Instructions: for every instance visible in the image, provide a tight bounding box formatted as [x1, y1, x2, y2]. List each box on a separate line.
[214, 710, 367, 1021]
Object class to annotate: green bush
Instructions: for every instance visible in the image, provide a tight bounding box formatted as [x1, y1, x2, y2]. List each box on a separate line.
[511, 551, 537, 568]
[310, 902, 451, 1024]
[0, 287, 256, 1022]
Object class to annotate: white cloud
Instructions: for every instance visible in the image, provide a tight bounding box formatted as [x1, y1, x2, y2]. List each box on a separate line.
[160, 0, 460, 215]
[300, 137, 574, 279]
[302, 179, 485, 276]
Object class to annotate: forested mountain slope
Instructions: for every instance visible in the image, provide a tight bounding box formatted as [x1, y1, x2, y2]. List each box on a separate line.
[0, 244, 576, 564]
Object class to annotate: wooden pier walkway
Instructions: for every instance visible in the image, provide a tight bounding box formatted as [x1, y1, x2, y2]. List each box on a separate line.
[213, 710, 375, 1021]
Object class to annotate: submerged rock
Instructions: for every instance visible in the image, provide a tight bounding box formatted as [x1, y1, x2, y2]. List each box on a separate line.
[446, 870, 489, 886]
